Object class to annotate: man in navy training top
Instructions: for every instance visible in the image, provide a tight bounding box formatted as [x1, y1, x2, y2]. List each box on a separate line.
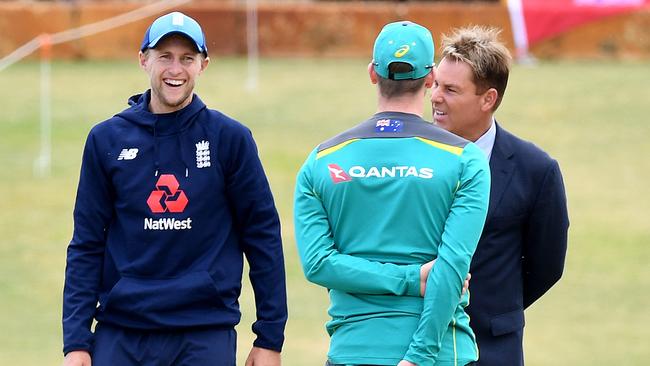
[62, 11, 287, 366]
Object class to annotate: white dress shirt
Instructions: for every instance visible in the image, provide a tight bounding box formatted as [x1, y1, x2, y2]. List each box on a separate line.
[474, 118, 497, 160]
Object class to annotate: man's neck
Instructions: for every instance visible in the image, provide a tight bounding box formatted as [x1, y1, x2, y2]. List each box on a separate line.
[148, 93, 193, 114]
[376, 95, 424, 117]
[464, 115, 494, 142]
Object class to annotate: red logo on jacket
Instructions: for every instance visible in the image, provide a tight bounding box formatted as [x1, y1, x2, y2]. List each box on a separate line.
[146, 174, 189, 213]
[327, 164, 352, 184]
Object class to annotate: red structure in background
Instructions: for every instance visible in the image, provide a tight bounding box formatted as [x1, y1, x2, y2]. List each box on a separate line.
[508, 0, 650, 58]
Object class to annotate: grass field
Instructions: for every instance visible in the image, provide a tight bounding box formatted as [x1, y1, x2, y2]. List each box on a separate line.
[0, 58, 648, 365]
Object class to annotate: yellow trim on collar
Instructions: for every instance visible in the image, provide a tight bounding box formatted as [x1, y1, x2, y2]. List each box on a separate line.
[415, 137, 463, 156]
[316, 139, 361, 159]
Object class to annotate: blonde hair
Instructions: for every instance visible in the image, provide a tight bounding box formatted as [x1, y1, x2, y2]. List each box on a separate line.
[441, 26, 512, 110]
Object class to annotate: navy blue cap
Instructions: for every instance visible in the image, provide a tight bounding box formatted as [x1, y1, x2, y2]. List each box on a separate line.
[141, 12, 207, 55]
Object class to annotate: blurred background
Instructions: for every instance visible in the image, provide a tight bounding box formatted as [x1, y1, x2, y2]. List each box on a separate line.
[0, 0, 649, 365]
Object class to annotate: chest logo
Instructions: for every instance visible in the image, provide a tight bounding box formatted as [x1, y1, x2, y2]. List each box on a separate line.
[117, 148, 138, 160]
[196, 140, 211, 168]
[326, 163, 434, 183]
[327, 164, 352, 184]
[146, 174, 189, 213]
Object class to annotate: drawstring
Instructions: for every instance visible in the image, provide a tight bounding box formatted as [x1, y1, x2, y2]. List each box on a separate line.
[176, 114, 192, 178]
[151, 110, 194, 178]
[178, 134, 191, 177]
[153, 122, 160, 176]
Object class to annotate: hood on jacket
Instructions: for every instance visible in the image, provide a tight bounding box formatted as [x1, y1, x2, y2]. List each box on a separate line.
[118, 90, 207, 133]
[116, 90, 208, 176]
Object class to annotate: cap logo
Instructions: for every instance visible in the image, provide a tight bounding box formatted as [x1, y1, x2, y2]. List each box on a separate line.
[172, 12, 184, 26]
[394, 45, 410, 58]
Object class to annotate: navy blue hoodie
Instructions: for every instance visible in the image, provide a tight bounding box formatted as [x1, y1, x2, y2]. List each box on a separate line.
[63, 91, 287, 354]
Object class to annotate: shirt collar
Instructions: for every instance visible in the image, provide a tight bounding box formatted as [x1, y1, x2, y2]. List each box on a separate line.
[474, 118, 497, 160]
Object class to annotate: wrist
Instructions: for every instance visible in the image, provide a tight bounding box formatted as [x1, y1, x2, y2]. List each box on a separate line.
[405, 264, 421, 296]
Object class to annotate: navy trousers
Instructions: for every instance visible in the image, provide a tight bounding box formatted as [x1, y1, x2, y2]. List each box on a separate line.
[92, 323, 236, 366]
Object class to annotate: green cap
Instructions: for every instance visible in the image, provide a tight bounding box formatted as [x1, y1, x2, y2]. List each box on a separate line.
[372, 21, 434, 80]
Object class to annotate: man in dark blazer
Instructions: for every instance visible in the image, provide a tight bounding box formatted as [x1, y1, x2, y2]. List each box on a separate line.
[430, 26, 569, 366]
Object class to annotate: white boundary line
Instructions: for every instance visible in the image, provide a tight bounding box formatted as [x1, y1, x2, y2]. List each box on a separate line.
[0, 0, 192, 177]
[0, 0, 192, 72]
[34, 55, 52, 177]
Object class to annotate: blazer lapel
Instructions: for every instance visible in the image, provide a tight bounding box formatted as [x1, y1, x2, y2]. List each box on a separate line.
[486, 123, 515, 221]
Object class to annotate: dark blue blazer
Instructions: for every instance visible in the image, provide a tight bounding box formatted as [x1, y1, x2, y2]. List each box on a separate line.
[466, 123, 569, 366]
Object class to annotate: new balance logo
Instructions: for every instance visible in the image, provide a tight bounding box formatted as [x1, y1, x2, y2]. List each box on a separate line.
[196, 140, 211, 168]
[117, 148, 138, 160]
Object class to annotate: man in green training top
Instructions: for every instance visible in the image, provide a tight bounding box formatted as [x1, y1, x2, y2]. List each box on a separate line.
[294, 21, 490, 366]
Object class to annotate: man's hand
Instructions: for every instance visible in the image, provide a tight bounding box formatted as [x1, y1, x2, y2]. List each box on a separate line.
[419, 259, 435, 296]
[420, 259, 471, 297]
[397, 360, 417, 366]
[462, 272, 471, 295]
[63, 351, 91, 366]
[245, 346, 281, 366]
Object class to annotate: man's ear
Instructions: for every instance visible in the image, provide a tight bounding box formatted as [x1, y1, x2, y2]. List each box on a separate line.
[481, 88, 498, 112]
[138, 51, 147, 70]
[423, 69, 435, 89]
[368, 62, 378, 85]
[200, 56, 210, 74]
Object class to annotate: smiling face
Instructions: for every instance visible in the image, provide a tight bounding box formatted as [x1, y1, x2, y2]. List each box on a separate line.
[139, 34, 209, 114]
[431, 57, 496, 142]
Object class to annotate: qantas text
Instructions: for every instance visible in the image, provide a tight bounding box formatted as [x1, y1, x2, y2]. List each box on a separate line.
[348, 165, 433, 179]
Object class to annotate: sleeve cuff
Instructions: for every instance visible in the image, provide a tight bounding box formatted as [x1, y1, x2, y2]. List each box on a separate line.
[63, 343, 92, 356]
[253, 338, 283, 353]
[406, 264, 422, 297]
[403, 350, 431, 366]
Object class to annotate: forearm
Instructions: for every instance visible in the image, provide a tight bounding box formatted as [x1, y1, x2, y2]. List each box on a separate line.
[404, 145, 490, 364]
[299, 242, 422, 296]
[294, 156, 422, 296]
[244, 217, 288, 352]
[523, 235, 567, 308]
[63, 133, 112, 353]
[248, 265, 287, 352]
[238, 193, 287, 351]
[523, 161, 569, 308]
[62, 238, 104, 353]
[402, 256, 468, 364]
[222, 126, 289, 350]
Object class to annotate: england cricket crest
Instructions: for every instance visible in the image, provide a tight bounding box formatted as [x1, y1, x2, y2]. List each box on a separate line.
[195, 140, 211, 168]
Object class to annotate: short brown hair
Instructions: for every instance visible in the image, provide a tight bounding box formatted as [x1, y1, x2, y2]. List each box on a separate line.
[377, 62, 427, 99]
[441, 26, 511, 110]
